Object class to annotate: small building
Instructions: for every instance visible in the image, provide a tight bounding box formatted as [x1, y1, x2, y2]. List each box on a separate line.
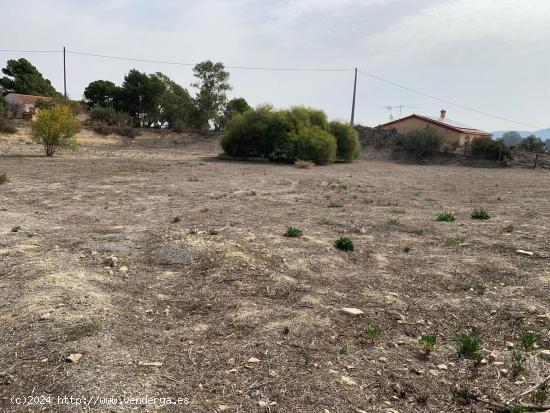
[378, 110, 492, 146]
[4, 93, 52, 118]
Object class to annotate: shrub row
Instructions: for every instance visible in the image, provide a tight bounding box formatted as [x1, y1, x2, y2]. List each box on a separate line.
[0, 118, 17, 134]
[93, 122, 139, 139]
[220, 106, 360, 165]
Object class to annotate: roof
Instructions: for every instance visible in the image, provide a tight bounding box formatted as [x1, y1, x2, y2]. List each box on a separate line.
[6, 93, 52, 105]
[378, 114, 491, 136]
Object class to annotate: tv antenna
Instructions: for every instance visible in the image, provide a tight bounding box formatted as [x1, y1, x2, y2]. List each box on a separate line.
[384, 104, 418, 121]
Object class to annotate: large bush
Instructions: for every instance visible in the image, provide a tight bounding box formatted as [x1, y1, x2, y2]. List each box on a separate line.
[399, 126, 443, 157]
[329, 121, 360, 162]
[470, 137, 513, 160]
[294, 126, 337, 165]
[91, 106, 128, 126]
[517, 135, 545, 153]
[0, 118, 17, 134]
[31, 105, 79, 156]
[220, 106, 355, 165]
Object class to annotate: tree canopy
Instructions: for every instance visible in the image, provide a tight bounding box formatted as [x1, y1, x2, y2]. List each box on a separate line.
[192, 61, 231, 130]
[83, 80, 121, 108]
[500, 131, 523, 146]
[0, 58, 60, 97]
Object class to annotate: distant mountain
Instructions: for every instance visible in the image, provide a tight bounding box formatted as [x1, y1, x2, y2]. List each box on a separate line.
[492, 128, 550, 140]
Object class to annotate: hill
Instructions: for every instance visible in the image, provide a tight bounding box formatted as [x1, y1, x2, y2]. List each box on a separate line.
[492, 128, 550, 140]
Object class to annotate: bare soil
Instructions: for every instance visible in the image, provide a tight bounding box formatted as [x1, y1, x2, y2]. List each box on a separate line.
[0, 126, 549, 412]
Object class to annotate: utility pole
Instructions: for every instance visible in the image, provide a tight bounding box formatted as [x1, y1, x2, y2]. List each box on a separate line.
[350, 67, 357, 125]
[63, 46, 67, 99]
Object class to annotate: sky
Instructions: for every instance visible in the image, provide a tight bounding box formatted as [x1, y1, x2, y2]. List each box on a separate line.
[1, 0, 549, 132]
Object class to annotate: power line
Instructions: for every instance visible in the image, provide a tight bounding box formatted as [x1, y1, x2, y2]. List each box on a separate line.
[66, 50, 353, 72]
[358, 70, 542, 130]
[0, 49, 61, 53]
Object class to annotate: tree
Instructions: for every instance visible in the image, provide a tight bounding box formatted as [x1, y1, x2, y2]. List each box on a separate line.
[400, 126, 443, 157]
[545, 138, 550, 150]
[119, 69, 165, 126]
[518, 135, 545, 153]
[0, 58, 60, 96]
[220, 97, 251, 128]
[31, 105, 79, 156]
[83, 80, 121, 108]
[501, 131, 523, 146]
[151, 72, 194, 130]
[191, 61, 231, 131]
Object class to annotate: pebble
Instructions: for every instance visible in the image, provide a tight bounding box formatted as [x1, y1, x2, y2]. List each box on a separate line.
[516, 249, 533, 256]
[104, 256, 118, 267]
[119, 266, 128, 273]
[538, 350, 550, 361]
[65, 353, 82, 363]
[341, 307, 363, 315]
[437, 364, 448, 370]
[247, 357, 260, 363]
[379, 357, 388, 363]
[341, 375, 357, 386]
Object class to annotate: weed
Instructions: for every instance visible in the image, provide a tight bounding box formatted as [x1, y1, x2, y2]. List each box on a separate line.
[437, 211, 456, 222]
[503, 223, 514, 233]
[509, 406, 526, 413]
[518, 330, 539, 351]
[64, 317, 103, 342]
[171, 216, 181, 223]
[366, 327, 381, 343]
[454, 333, 481, 359]
[328, 201, 343, 208]
[304, 354, 313, 365]
[0, 173, 9, 185]
[471, 207, 490, 220]
[200, 208, 209, 213]
[392, 207, 406, 214]
[335, 237, 354, 251]
[445, 236, 465, 246]
[511, 350, 525, 377]
[387, 218, 399, 225]
[188, 177, 200, 182]
[246, 190, 257, 196]
[208, 229, 219, 235]
[339, 344, 348, 355]
[533, 384, 548, 404]
[282, 326, 290, 335]
[425, 197, 436, 203]
[284, 227, 303, 238]
[403, 246, 411, 253]
[419, 335, 437, 356]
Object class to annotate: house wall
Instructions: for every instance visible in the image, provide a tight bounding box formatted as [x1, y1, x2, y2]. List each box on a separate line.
[380, 117, 487, 146]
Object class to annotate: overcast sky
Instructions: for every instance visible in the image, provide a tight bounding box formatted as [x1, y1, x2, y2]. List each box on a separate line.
[1, 0, 549, 131]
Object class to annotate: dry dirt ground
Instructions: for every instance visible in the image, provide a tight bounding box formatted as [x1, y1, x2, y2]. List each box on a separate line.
[0, 126, 549, 413]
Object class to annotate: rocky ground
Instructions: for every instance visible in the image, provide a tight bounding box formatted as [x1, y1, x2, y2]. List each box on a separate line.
[0, 126, 549, 412]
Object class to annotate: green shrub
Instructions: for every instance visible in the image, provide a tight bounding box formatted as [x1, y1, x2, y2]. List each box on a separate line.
[0, 118, 17, 134]
[503, 223, 514, 233]
[329, 121, 360, 162]
[284, 227, 303, 238]
[511, 350, 525, 377]
[387, 218, 398, 225]
[419, 335, 437, 356]
[335, 236, 354, 251]
[517, 135, 545, 153]
[328, 201, 342, 208]
[91, 106, 128, 126]
[399, 126, 443, 157]
[470, 137, 513, 160]
[0, 173, 9, 185]
[533, 383, 548, 404]
[366, 327, 381, 343]
[509, 406, 526, 413]
[471, 207, 490, 220]
[93, 122, 112, 136]
[294, 126, 337, 165]
[286, 106, 329, 131]
[454, 333, 481, 359]
[31, 106, 80, 156]
[437, 211, 456, 222]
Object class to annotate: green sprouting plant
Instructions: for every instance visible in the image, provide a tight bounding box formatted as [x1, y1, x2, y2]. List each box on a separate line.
[437, 211, 456, 222]
[339, 344, 348, 355]
[0, 173, 9, 185]
[503, 223, 514, 233]
[64, 317, 103, 342]
[387, 218, 399, 225]
[334, 237, 354, 251]
[518, 330, 539, 351]
[328, 201, 343, 208]
[171, 216, 181, 223]
[304, 354, 313, 365]
[366, 327, 381, 343]
[509, 406, 526, 413]
[471, 207, 490, 220]
[419, 335, 437, 356]
[455, 333, 481, 360]
[284, 227, 303, 238]
[511, 350, 525, 377]
[246, 190, 257, 196]
[533, 383, 548, 404]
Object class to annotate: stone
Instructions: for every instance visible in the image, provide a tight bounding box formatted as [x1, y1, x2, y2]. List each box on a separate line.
[104, 256, 118, 267]
[11, 226, 21, 233]
[429, 369, 439, 376]
[437, 364, 448, 370]
[538, 350, 550, 361]
[341, 375, 357, 386]
[247, 357, 260, 363]
[65, 353, 82, 363]
[119, 266, 128, 273]
[516, 249, 533, 256]
[218, 405, 229, 411]
[341, 307, 363, 316]
[139, 361, 163, 367]
[506, 341, 515, 349]
[39, 312, 51, 321]
[379, 357, 388, 363]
